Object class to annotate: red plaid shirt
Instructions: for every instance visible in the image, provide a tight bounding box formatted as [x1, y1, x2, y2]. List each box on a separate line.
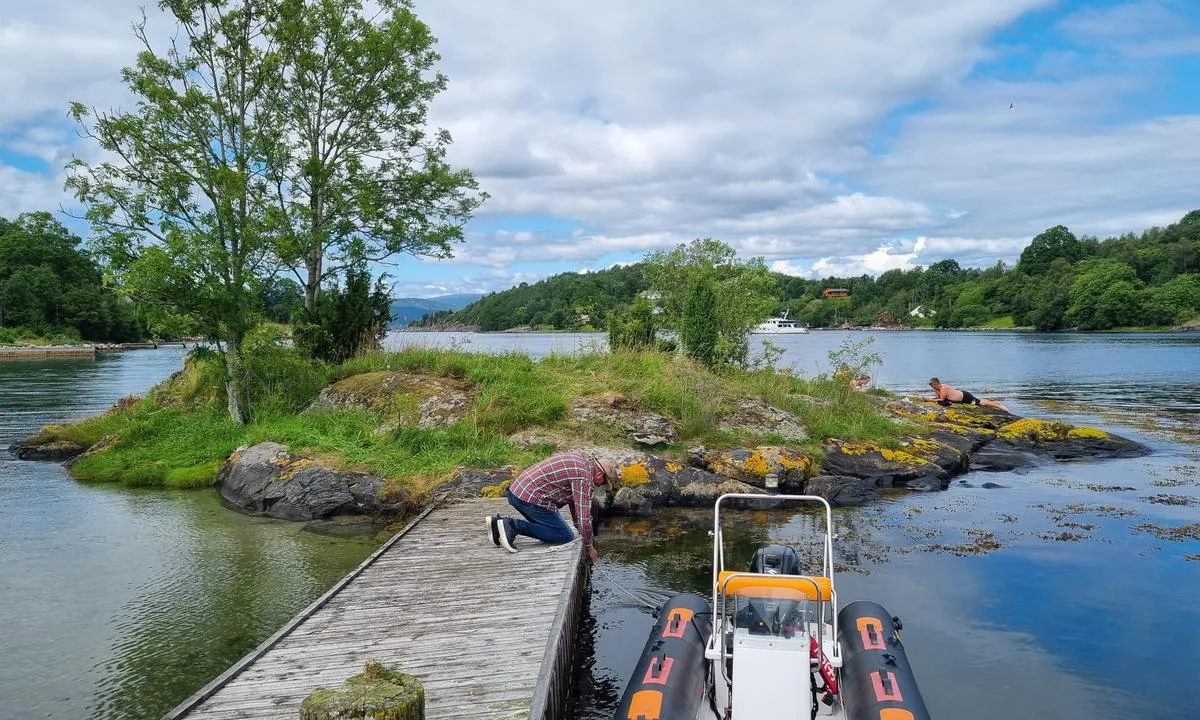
[509, 452, 601, 547]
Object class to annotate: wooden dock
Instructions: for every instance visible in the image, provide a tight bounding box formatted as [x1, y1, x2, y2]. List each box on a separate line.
[164, 497, 587, 720]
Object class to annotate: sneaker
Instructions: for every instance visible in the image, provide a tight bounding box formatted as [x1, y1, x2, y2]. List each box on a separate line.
[498, 518, 519, 554]
[485, 515, 501, 546]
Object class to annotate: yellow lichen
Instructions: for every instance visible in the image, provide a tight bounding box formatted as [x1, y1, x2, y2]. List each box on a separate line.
[901, 437, 943, 456]
[665, 461, 683, 473]
[879, 448, 931, 465]
[481, 479, 512, 498]
[997, 418, 1069, 443]
[1067, 427, 1109, 439]
[278, 458, 316, 480]
[942, 408, 999, 428]
[743, 450, 771, 476]
[619, 462, 652, 486]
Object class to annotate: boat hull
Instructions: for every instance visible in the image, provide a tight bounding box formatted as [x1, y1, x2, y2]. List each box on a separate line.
[613, 593, 712, 720]
[837, 601, 931, 720]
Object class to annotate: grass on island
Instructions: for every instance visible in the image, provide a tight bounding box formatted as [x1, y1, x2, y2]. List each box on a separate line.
[978, 315, 1016, 329]
[33, 332, 908, 497]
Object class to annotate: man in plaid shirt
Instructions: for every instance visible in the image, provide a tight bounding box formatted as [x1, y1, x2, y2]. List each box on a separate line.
[486, 452, 618, 563]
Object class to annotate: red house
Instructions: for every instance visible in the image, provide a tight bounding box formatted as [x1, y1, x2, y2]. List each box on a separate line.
[822, 288, 850, 298]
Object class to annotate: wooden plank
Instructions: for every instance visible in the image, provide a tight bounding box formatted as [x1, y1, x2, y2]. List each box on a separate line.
[167, 497, 585, 720]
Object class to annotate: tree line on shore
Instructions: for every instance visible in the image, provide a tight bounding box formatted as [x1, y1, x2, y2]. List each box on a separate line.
[426, 210, 1200, 333]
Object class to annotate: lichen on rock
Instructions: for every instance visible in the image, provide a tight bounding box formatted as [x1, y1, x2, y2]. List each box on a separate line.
[569, 393, 679, 446]
[692, 446, 813, 489]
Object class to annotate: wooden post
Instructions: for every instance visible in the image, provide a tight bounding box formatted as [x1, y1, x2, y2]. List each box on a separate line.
[299, 662, 424, 720]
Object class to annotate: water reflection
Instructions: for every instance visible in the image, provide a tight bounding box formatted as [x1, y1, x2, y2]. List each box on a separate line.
[0, 351, 380, 720]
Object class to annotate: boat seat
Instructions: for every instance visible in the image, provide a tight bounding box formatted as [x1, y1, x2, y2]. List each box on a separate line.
[718, 571, 832, 602]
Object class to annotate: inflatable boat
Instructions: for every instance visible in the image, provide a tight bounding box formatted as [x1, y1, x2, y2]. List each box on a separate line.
[614, 493, 930, 720]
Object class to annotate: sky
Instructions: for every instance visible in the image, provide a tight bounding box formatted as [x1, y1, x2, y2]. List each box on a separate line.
[2, 1, 1199, 298]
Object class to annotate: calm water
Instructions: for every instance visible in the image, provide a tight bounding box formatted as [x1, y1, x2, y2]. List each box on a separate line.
[2, 334, 1198, 720]
[0, 351, 379, 720]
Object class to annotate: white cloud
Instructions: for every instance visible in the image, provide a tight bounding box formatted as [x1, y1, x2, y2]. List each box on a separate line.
[2, 0, 1197, 287]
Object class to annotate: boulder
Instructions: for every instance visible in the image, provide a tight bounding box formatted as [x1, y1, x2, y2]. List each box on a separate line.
[610, 455, 764, 513]
[806, 475, 880, 506]
[300, 661, 424, 720]
[570, 394, 679, 446]
[216, 442, 405, 521]
[820, 439, 950, 490]
[717, 399, 808, 442]
[8, 439, 87, 462]
[897, 434, 970, 475]
[690, 446, 814, 489]
[306, 372, 473, 431]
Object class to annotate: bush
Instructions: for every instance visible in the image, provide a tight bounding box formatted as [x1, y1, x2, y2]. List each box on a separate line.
[295, 261, 391, 363]
[681, 279, 718, 366]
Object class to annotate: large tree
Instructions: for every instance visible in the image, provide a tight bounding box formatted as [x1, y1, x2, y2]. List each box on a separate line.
[644, 238, 778, 366]
[268, 0, 486, 314]
[1018, 225, 1084, 276]
[67, 0, 284, 423]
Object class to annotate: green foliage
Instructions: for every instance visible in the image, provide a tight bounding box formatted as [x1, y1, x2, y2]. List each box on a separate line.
[1019, 225, 1083, 275]
[1067, 260, 1145, 330]
[680, 279, 719, 365]
[645, 238, 778, 366]
[268, 0, 486, 313]
[607, 295, 658, 350]
[1144, 274, 1200, 326]
[826, 336, 884, 379]
[66, 0, 286, 423]
[0, 213, 143, 341]
[294, 260, 392, 363]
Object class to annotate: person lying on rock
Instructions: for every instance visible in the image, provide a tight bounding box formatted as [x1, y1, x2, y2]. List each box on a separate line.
[852, 374, 871, 391]
[486, 452, 618, 563]
[926, 377, 1010, 413]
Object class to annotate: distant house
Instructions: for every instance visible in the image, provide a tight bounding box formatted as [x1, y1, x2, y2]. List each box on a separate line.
[822, 288, 850, 298]
[910, 305, 933, 318]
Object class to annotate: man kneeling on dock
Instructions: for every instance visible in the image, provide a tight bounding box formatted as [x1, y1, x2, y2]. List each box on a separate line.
[486, 452, 617, 563]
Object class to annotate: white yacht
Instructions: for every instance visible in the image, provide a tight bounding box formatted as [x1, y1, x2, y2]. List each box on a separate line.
[752, 311, 809, 334]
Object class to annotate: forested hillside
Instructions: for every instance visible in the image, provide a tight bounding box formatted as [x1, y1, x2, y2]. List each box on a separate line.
[435, 263, 648, 331]
[0, 213, 144, 343]
[436, 210, 1200, 332]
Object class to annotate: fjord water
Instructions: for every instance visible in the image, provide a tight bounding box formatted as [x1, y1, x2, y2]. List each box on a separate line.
[0, 351, 379, 720]
[1, 332, 1197, 719]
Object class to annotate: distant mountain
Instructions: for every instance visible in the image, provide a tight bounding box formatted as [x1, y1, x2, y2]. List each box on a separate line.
[388, 293, 482, 327]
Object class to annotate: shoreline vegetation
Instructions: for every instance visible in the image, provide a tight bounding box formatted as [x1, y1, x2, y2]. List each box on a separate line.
[10, 340, 1148, 524]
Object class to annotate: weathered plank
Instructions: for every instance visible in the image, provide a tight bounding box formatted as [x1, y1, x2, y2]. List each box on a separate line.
[165, 497, 585, 720]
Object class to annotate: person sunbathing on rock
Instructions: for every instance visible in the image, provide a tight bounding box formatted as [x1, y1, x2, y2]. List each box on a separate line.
[926, 377, 1009, 413]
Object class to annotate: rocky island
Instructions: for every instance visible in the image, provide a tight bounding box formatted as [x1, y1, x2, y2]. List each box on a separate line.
[9, 346, 1148, 526]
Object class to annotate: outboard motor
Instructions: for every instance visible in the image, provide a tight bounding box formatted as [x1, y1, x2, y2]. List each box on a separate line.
[749, 543, 803, 575]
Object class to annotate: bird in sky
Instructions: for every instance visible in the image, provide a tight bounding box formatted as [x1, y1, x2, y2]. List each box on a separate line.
[1010, 103, 1014, 109]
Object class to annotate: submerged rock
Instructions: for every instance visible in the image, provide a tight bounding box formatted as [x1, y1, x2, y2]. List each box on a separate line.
[305, 371, 473, 431]
[216, 442, 405, 521]
[806, 475, 880, 506]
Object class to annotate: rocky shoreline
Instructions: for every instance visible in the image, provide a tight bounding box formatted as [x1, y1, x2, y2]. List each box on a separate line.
[9, 384, 1149, 524]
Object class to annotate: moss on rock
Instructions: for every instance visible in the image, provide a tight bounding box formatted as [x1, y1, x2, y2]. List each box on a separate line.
[300, 661, 424, 720]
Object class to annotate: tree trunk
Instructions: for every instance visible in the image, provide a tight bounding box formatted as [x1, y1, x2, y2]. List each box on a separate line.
[223, 329, 250, 424]
[304, 249, 322, 315]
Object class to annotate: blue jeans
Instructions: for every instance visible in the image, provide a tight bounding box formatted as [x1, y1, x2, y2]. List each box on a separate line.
[506, 490, 575, 545]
